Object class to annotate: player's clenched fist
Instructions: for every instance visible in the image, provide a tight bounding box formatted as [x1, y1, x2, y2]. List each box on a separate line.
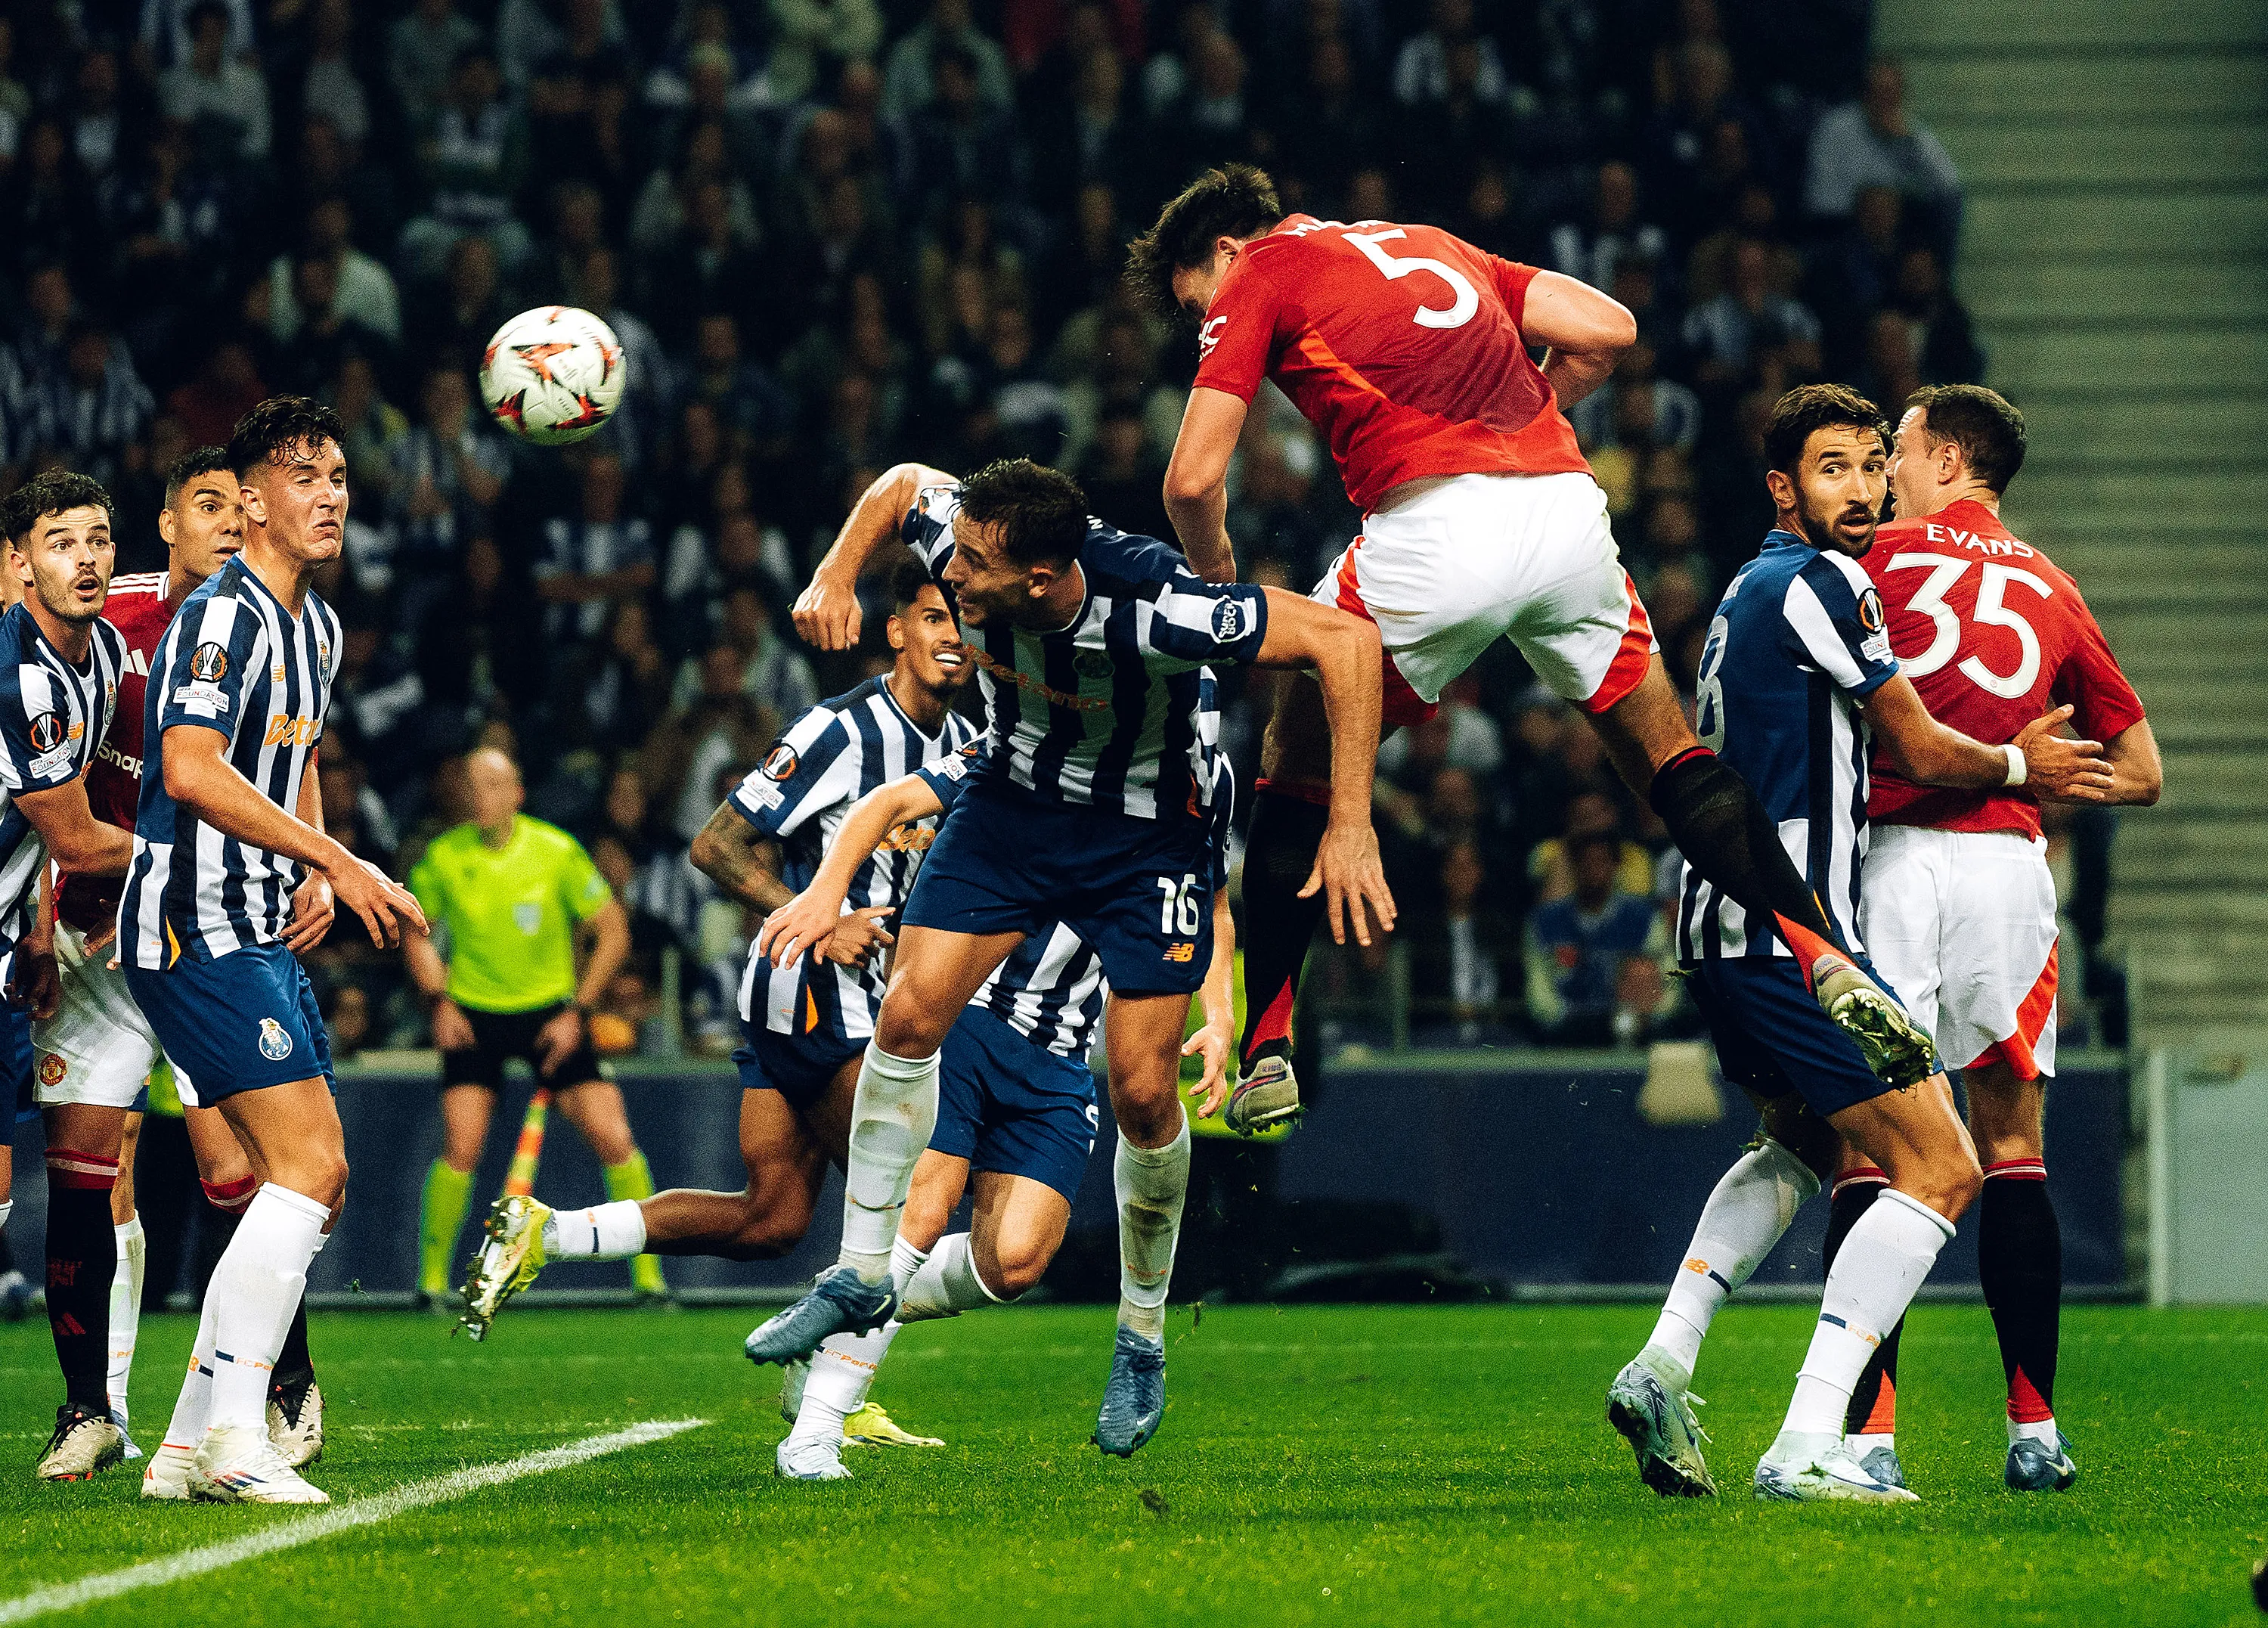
[792, 569, 863, 651]
[2015, 705, 2116, 802]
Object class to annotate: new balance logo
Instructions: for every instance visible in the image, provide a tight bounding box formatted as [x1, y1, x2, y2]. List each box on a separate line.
[1163, 942, 1196, 963]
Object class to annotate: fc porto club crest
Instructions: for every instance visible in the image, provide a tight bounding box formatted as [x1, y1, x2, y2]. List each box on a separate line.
[258, 1016, 294, 1062]
[1074, 650, 1114, 682]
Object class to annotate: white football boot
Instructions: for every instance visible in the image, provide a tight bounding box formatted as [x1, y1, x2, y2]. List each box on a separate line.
[191, 1423, 331, 1504]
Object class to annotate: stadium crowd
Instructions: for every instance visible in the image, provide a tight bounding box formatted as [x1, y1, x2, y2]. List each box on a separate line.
[0, 0, 2029, 1055]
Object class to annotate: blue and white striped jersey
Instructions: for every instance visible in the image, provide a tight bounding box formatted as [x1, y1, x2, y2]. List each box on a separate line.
[0, 603, 124, 949]
[915, 750, 1237, 1062]
[118, 557, 341, 969]
[731, 674, 981, 1043]
[1676, 531, 1899, 962]
[901, 482, 1263, 822]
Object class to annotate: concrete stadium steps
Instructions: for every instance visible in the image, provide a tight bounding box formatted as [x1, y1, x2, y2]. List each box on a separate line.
[1883, 0, 2268, 1040]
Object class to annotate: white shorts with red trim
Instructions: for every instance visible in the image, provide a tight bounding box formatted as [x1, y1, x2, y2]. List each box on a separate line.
[1859, 824, 2060, 1078]
[32, 922, 165, 1109]
[1308, 470, 1656, 729]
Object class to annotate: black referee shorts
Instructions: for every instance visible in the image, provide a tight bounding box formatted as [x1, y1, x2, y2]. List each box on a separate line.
[442, 1003, 612, 1092]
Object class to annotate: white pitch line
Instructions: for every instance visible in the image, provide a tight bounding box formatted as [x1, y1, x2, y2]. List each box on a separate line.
[0, 1417, 705, 1625]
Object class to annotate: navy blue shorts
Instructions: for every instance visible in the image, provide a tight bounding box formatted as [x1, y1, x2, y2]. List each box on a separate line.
[933, 1004, 1098, 1202]
[1686, 957, 1909, 1120]
[5, 1003, 32, 1124]
[735, 1022, 865, 1113]
[122, 941, 333, 1105]
[904, 783, 1215, 997]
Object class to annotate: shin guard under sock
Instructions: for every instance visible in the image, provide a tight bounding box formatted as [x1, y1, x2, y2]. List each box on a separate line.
[44, 1150, 119, 1412]
[1981, 1159, 2062, 1437]
[1824, 1168, 1903, 1437]
[1649, 747, 1845, 972]
[1238, 786, 1331, 1063]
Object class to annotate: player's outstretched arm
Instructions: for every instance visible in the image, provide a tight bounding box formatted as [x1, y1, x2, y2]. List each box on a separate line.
[1520, 269, 1637, 410]
[1250, 588, 1396, 946]
[795, 460, 958, 651]
[755, 771, 944, 970]
[1163, 387, 1248, 585]
[1182, 886, 1238, 1120]
[1861, 680, 2115, 801]
[162, 724, 428, 947]
[12, 781, 133, 880]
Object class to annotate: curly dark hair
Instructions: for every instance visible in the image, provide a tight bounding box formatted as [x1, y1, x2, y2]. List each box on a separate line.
[1763, 383, 1884, 476]
[226, 395, 347, 481]
[163, 445, 234, 507]
[1126, 164, 1281, 316]
[889, 554, 940, 612]
[956, 458, 1088, 569]
[1906, 383, 2025, 495]
[2, 470, 113, 544]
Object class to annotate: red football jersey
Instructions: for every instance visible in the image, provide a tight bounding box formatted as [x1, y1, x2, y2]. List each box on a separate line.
[1864, 499, 2146, 838]
[57, 572, 173, 932]
[1192, 214, 1591, 513]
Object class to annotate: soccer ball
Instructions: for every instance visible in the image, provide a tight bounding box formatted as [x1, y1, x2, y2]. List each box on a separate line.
[479, 306, 627, 445]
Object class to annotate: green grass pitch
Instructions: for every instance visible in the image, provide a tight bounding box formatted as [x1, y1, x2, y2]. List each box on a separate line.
[2, 1304, 2264, 1626]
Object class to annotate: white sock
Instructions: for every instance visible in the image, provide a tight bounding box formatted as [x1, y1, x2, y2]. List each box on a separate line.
[2008, 1416, 2059, 1449]
[1114, 1122, 1190, 1343]
[890, 1234, 929, 1299]
[898, 1232, 1010, 1323]
[1647, 1140, 1819, 1380]
[838, 1044, 939, 1284]
[787, 1322, 902, 1447]
[205, 1183, 330, 1434]
[110, 1218, 146, 1425]
[163, 1292, 222, 1450]
[1849, 1430, 1895, 1455]
[542, 1199, 647, 1259]
[1783, 1187, 1954, 1435]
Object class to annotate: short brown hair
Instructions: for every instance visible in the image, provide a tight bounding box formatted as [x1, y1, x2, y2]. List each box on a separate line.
[1126, 164, 1281, 315]
[1907, 383, 2025, 494]
[956, 457, 1089, 569]
[227, 395, 345, 481]
[2, 470, 112, 545]
[1763, 383, 1883, 476]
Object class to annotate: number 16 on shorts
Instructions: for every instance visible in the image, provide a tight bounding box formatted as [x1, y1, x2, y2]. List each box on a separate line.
[1157, 873, 1202, 937]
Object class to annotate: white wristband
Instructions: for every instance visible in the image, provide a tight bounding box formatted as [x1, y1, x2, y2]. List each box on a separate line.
[2001, 743, 2028, 787]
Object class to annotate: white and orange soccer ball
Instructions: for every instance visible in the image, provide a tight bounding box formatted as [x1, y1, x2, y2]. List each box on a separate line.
[479, 306, 627, 445]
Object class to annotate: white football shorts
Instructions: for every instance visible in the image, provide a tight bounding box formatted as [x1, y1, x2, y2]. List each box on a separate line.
[33, 921, 167, 1109]
[1309, 470, 1656, 727]
[1860, 823, 2060, 1079]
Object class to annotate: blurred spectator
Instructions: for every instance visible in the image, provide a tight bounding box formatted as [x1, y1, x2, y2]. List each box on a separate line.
[390, 0, 483, 124]
[1524, 830, 1671, 1047]
[391, 360, 507, 579]
[296, 0, 373, 148]
[765, 0, 885, 110]
[1805, 57, 1963, 246]
[1551, 161, 1668, 295]
[884, 0, 1015, 120]
[671, 581, 819, 723]
[1393, 0, 1507, 109]
[160, 1, 271, 162]
[536, 451, 655, 644]
[266, 198, 404, 349]
[1681, 237, 1823, 392]
[26, 324, 156, 488]
[401, 48, 531, 280]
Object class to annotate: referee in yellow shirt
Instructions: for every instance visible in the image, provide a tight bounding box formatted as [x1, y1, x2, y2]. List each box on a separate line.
[404, 748, 665, 1301]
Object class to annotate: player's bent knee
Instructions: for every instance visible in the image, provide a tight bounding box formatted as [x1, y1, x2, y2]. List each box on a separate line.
[725, 1191, 813, 1261]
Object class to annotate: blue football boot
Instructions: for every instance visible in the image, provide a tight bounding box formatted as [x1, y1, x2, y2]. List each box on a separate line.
[1092, 1326, 1166, 1456]
[2006, 1431, 2077, 1492]
[745, 1266, 896, 1366]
